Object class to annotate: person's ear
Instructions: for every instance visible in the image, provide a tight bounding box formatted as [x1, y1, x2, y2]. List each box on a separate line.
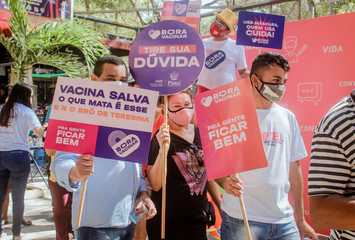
[250, 74, 259, 88]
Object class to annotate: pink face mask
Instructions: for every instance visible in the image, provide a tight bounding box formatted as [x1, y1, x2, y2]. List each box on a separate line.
[168, 107, 194, 127]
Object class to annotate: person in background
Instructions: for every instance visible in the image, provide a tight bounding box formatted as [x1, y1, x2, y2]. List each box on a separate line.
[197, 8, 249, 93]
[0, 84, 43, 240]
[308, 90, 355, 240]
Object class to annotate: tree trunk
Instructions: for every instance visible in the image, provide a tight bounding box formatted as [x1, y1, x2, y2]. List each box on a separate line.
[9, 65, 37, 107]
[84, 0, 90, 12]
[9, 66, 17, 85]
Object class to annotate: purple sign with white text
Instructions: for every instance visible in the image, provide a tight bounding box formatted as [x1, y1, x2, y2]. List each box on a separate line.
[236, 11, 285, 49]
[129, 20, 205, 95]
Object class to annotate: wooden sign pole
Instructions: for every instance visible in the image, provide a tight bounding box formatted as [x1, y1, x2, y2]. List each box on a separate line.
[237, 174, 253, 240]
[161, 96, 169, 239]
[77, 178, 88, 227]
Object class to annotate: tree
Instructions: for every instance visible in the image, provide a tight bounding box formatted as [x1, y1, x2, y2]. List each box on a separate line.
[0, 0, 109, 84]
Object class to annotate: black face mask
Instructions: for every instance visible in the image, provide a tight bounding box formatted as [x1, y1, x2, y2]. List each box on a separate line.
[253, 75, 286, 102]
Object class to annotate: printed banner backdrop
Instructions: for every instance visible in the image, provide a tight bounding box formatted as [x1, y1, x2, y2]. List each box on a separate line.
[161, 0, 201, 31]
[195, 80, 267, 180]
[45, 78, 159, 164]
[0, 0, 73, 19]
[0, 1, 7, 9]
[245, 12, 355, 228]
[237, 11, 285, 49]
[129, 20, 205, 95]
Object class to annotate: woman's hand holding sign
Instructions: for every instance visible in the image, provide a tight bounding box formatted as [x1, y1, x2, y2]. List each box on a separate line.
[157, 124, 170, 148]
[218, 175, 244, 197]
[147, 125, 171, 192]
[69, 154, 94, 182]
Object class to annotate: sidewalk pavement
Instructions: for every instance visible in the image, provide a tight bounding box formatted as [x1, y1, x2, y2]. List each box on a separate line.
[3, 180, 55, 240]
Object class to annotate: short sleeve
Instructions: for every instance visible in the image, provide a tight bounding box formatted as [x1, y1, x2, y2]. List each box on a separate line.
[290, 115, 307, 162]
[148, 136, 160, 166]
[53, 151, 81, 192]
[25, 109, 41, 131]
[234, 45, 248, 70]
[308, 129, 350, 196]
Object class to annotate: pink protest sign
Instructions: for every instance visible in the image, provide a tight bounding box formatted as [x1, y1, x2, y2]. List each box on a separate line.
[195, 80, 267, 180]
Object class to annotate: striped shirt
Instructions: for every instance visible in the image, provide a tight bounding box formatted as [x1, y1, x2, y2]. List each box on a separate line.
[308, 95, 355, 240]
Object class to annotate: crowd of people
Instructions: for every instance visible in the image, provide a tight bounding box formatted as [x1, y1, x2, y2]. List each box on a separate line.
[0, 7, 354, 240]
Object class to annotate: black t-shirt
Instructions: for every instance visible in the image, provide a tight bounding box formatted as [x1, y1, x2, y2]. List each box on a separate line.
[148, 128, 208, 223]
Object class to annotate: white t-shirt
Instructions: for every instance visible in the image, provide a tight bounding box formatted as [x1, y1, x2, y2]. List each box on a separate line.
[222, 104, 307, 224]
[0, 103, 41, 151]
[197, 37, 247, 89]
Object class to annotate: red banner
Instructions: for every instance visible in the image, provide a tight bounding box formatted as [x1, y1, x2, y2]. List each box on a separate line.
[245, 12, 355, 227]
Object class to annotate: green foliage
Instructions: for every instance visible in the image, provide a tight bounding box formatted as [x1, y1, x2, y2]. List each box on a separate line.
[0, 0, 109, 83]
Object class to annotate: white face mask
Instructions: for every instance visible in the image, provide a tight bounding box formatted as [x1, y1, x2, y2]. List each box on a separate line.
[254, 75, 286, 102]
[260, 83, 286, 102]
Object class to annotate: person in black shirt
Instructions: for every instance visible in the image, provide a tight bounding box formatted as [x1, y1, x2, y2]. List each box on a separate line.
[147, 90, 219, 240]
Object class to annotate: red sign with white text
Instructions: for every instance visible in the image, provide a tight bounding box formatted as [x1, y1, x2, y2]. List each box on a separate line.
[195, 80, 268, 180]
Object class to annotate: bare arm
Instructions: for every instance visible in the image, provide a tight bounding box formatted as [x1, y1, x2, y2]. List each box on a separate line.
[290, 161, 317, 239]
[147, 149, 164, 191]
[32, 126, 44, 138]
[290, 161, 305, 223]
[207, 181, 222, 210]
[147, 125, 170, 191]
[310, 195, 355, 230]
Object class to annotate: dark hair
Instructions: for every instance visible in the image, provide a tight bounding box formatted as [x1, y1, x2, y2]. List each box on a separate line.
[93, 55, 128, 78]
[167, 88, 194, 102]
[0, 83, 32, 127]
[250, 53, 290, 77]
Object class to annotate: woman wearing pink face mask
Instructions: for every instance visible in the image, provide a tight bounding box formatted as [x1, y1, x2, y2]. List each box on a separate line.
[146, 90, 218, 240]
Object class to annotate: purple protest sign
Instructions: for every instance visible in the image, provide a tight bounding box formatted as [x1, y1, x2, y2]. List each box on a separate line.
[129, 20, 205, 95]
[236, 11, 285, 49]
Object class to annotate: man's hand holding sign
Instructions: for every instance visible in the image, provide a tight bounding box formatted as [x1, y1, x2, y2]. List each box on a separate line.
[69, 154, 94, 182]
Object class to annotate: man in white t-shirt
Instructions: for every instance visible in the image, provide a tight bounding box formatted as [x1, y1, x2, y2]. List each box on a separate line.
[217, 53, 318, 240]
[197, 8, 248, 93]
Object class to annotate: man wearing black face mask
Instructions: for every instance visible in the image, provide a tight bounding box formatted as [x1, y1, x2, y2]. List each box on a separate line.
[197, 8, 248, 93]
[218, 53, 318, 240]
